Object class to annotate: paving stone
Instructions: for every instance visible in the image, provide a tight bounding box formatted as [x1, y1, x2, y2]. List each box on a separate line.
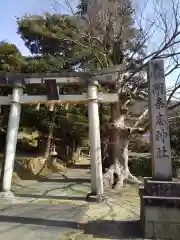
[0, 160, 144, 240]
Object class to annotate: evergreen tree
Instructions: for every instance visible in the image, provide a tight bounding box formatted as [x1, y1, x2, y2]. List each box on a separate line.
[17, 14, 92, 71]
[0, 41, 25, 72]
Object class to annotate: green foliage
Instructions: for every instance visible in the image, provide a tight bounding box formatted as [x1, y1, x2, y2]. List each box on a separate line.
[0, 15, 91, 156]
[170, 112, 180, 157]
[130, 156, 180, 178]
[23, 56, 62, 73]
[130, 156, 152, 177]
[17, 0, 145, 72]
[17, 14, 92, 70]
[0, 41, 25, 72]
[20, 104, 88, 147]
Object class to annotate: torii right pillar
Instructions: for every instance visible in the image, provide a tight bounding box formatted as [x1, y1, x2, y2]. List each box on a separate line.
[139, 59, 180, 239]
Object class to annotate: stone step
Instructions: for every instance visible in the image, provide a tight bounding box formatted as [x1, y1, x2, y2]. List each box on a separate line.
[143, 178, 180, 197]
[142, 195, 180, 207]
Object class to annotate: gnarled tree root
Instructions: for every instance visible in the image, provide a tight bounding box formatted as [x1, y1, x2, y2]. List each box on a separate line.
[103, 166, 142, 190]
[103, 166, 114, 188]
[126, 172, 143, 185]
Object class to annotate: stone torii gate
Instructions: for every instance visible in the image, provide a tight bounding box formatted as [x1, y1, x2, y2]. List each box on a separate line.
[0, 66, 125, 199]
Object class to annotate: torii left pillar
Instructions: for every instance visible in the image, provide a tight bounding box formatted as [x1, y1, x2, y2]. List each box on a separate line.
[87, 80, 104, 201]
[1, 84, 23, 192]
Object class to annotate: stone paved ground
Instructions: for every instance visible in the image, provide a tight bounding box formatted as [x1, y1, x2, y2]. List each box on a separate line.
[0, 159, 150, 240]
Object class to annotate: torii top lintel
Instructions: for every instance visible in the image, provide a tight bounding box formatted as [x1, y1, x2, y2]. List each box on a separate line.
[0, 65, 128, 86]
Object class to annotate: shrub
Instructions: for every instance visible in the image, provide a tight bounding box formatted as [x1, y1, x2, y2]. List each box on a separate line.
[129, 136, 150, 153]
[129, 156, 180, 178]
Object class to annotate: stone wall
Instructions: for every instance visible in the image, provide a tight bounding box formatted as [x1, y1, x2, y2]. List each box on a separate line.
[145, 206, 180, 239]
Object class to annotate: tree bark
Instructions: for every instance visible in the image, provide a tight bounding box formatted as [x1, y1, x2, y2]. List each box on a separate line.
[110, 103, 119, 165]
[44, 127, 54, 159]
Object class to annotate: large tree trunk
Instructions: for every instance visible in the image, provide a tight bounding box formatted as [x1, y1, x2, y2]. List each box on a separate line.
[103, 105, 141, 190]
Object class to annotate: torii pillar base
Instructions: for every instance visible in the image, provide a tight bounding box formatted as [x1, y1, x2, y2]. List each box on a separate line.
[86, 192, 106, 203]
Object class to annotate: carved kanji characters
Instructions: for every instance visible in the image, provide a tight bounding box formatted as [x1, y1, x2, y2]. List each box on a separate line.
[157, 146, 169, 158]
[156, 112, 166, 126]
[156, 129, 168, 143]
[152, 83, 165, 97]
[155, 97, 165, 109]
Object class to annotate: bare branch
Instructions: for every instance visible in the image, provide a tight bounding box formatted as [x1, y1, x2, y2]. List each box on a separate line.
[167, 83, 180, 105]
[133, 109, 148, 128]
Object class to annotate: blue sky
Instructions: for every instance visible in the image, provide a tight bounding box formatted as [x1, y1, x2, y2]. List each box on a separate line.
[0, 0, 78, 55]
[0, 0, 50, 55]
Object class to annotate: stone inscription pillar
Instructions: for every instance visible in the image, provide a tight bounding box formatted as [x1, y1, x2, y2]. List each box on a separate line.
[148, 59, 172, 180]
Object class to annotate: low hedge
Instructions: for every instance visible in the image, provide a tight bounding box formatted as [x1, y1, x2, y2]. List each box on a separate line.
[129, 156, 180, 178]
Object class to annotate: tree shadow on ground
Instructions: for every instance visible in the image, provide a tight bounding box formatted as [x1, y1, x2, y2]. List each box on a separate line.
[15, 193, 86, 201]
[0, 214, 142, 239]
[81, 219, 142, 239]
[0, 215, 79, 229]
[38, 177, 90, 183]
[70, 164, 90, 169]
